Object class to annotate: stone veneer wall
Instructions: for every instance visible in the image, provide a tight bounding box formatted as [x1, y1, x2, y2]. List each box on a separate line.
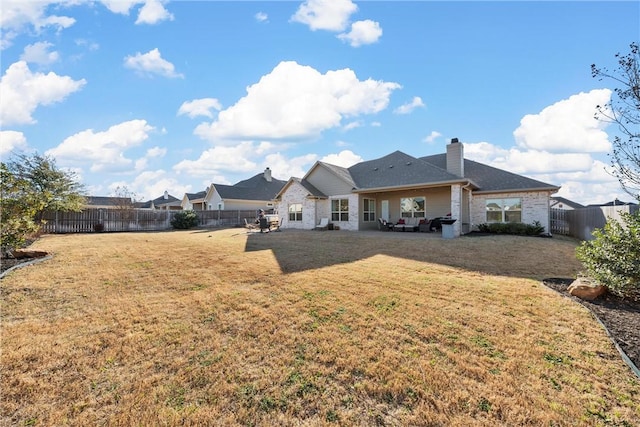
[470, 191, 552, 232]
[276, 182, 320, 230]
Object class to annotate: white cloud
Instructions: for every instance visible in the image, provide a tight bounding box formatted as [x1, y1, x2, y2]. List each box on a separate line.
[0, 61, 86, 126]
[255, 12, 268, 23]
[124, 48, 183, 78]
[109, 170, 193, 202]
[178, 98, 222, 119]
[464, 142, 592, 174]
[100, 0, 173, 25]
[370, 121, 381, 127]
[343, 120, 362, 131]
[461, 89, 624, 205]
[261, 152, 318, 181]
[194, 61, 400, 141]
[75, 38, 100, 51]
[514, 89, 612, 153]
[173, 142, 260, 176]
[20, 41, 59, 65]
[0, 1, 75, 49]
[320, 150, 363, 168]
[291, 0, 357, 31]
[0, 130, 28, 156]
[337, 19, 382, 47]
[46, 119, 155, 173]
[423, 131, 442, 144]
[146, 146, 167, 157]
[136, 0, 174, 25]
[100, 0, 140, 15]
[394, 96, 425, 115]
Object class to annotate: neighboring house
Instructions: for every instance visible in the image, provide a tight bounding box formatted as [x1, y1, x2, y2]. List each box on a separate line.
[275, 139, 560, 237]
[550, 196, 584, 210]
[588, 199, 638, 207]
[138, 191, 182, 210]
[205, 168, 286, 211]
[180, 168, 287, 212]
[181, 190, 207, 211]
[85, 196, 133, 209]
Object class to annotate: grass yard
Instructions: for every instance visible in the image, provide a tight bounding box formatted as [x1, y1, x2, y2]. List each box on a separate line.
[1, 229, 639, 426]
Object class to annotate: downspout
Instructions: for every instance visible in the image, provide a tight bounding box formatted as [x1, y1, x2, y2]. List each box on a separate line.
[462, 182, 473, 234]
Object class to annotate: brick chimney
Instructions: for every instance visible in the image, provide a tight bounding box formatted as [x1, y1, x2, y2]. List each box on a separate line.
[446, 138, 464, 177]
[264, 167, 272, 182]
[163, 190, 169, 200]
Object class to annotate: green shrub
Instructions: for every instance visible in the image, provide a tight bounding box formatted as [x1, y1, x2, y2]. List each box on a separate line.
[576, 211, 640, 300]
[171, 210, 199, 229]
[476, 221, 545, 236]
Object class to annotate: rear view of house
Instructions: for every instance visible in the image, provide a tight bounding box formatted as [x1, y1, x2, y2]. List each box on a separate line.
[275, 139, 559, 236]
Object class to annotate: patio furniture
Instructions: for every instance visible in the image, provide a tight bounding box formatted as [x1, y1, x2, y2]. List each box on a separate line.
[378, 218, 393, 231]
[393, 217, 423, 232]
[244, 218, 258, 231]
[419, 219, 432, 232]
[315, 218, 329, 231]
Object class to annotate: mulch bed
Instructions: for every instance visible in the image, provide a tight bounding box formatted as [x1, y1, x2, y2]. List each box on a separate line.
[543, 278, 640, 375]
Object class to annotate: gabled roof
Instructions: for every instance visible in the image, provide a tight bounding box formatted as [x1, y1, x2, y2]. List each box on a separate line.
[588, 199, 638, 207]
[185, 191, 206, 201]
[298, 178, 326, 198]
[152, 193, 180, 206]
[349, 151, 464, 191]
[317, 162, 357, 188]
[420, 154, 559, 193]
[85, 196, 132, 207]
[276, 177, 327, 200]
[550, 196, 584, 209]
[212, 172, 287, 201]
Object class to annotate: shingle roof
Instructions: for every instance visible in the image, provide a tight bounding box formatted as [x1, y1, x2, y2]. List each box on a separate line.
[318, 162, 357, 188]
[296, 177, 326, 198]
[185, 191, 206, 201]
[348, 151, 462, 190]
[152, 194, 180, 206]
[85, 196, 132, 207]
[215, 172, 287, 201]
[550, 196, 584, 209]
[420, 154, 559, 192]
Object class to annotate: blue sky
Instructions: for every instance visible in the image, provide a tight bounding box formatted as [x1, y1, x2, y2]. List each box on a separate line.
[1, 0, 638, 205]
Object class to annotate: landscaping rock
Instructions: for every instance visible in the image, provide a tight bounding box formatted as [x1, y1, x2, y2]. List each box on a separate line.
[12, 250, 49, 259]
[568, 277, 607, 301]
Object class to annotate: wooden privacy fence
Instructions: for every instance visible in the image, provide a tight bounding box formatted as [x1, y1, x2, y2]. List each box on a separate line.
[551, 205, 638, 240]
[40, 209, 260, 233]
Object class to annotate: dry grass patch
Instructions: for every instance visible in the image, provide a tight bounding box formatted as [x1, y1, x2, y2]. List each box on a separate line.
[1, 229, 639, 426]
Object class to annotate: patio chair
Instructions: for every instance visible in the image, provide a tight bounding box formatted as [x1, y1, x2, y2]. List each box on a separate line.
[378, 218, 392, 231]
[315, 218, 329, 231]
[244, 218, 258, 231]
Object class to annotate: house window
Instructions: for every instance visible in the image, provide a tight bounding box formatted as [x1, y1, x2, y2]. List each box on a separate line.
[400, 197, 425, 218]
[331, 199, 349, 221]
[486, 198, 522, 223]
[363, 198, 376, 222]
[288, 203, 302, 221]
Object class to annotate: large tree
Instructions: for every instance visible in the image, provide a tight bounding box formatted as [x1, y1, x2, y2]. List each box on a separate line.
[591, 42, 640, 201]
[1, 153, 86, 254]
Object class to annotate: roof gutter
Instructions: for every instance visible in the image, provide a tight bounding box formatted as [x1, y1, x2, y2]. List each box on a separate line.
[352, 179, 474, 193]
[473, 186, 560, 195]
